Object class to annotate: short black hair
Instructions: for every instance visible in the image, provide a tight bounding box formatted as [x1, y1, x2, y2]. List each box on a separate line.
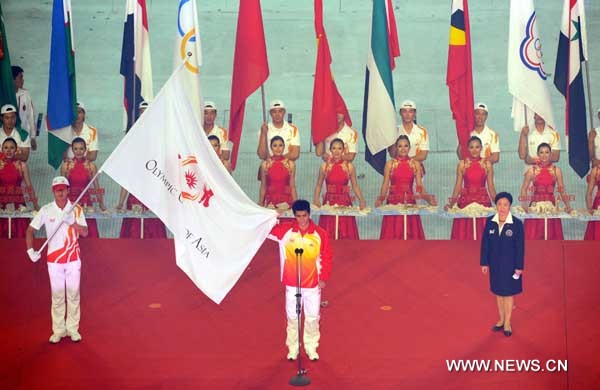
[468, 135, 482, 146]
[292, 199, 310, 215]
[207, 135, 220, 145]
[71, 137, 87, 149]
[537, 142, 551, 154]
[270, 135, 285, 147]
[495, 192, 513, 205]
[11, 66, 24, 79]
[2, 137, 18, 148]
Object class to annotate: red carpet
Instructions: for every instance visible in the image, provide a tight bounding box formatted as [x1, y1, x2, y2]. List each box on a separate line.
[1, 239, 598, 389]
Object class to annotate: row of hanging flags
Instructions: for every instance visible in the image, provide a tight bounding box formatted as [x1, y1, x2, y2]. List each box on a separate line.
[0, 0, 592, 302]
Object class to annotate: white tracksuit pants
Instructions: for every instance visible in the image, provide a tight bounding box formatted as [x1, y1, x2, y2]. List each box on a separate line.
[285, 286, 321, 354]
[47, 260, 81, 335]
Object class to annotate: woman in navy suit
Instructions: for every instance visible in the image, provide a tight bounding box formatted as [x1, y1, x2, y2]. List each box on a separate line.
[480, 192, 524, 337]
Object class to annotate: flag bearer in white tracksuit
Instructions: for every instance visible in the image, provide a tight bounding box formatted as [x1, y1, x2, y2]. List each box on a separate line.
[268, 199, 333, 361]
[26, 176, 88, 343]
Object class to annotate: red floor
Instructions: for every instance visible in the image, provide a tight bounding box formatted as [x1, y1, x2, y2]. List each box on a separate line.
[1, 239, 599, 389]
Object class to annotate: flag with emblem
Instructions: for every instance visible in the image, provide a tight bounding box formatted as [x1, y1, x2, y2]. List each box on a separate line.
[100, 64, 278, 304]
[311, 0, 352, 145]
[362, 0, 400, 174]
[46, 0, 78, 169]
[174, 0, 202, 122]
[120, 0, 153, 131]
[554, 0, 589, 177]
[446, 0, 474, 159]
[508, 0, 555, 132]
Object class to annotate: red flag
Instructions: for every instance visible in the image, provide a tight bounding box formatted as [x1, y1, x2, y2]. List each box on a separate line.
[446, 0, 474, 159]
[311, 0, 352, 145]
[386, 0, 400, 70]
[228, 0, 269, 170]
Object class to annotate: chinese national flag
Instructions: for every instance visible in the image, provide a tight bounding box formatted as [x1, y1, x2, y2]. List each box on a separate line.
[228, 0, 269, 170]
[311, 0, 351, 145]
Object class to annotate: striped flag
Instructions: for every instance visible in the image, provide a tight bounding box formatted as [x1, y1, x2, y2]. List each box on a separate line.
[446, 0, 474, 159]
[46, 0, 77, 169]
[120, 0, 153, 131]
[554, 0, 589, 177]
[0, 3, 19, 116]
[228, 0, 269, 170]
[508, 0, 555, 132]
[311, 0, 351, 145]
[174, 0, 202, 122]
[362, 0, 400, 174]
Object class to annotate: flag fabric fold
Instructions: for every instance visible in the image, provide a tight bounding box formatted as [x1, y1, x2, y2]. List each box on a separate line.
[508, 0, 555, 133]
[0, 4, 19, 115]
[228, 0, 269, 170]
[311, 0, 352, 145]
[554, 0, 589, 177]
[46, 0, 77, 169]
[362, 0, 400, 174]
[120, 0, 153, 131]
[100, 64, 278, 304]
[446, 0, 474, 159]
[174, 0, 202, 122]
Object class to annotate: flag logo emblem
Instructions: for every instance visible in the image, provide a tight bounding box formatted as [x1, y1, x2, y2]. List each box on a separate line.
[177, 0, 199, 74]
[179, 155, 214, 207]
[519, 12, 546, 80]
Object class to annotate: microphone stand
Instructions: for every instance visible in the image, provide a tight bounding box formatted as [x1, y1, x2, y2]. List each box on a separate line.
[289, 247, 310, 386]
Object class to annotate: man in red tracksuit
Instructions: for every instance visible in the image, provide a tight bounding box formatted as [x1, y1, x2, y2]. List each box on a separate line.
[268, 199, 333, 361]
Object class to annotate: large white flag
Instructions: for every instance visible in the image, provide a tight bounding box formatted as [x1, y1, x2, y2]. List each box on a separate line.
[101, 65, 278, 304]
[174, 0, 203, 121]
[508, 0, 555, 131]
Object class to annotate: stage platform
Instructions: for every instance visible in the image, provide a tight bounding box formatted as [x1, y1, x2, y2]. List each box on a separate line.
[1, 239, 599, 389]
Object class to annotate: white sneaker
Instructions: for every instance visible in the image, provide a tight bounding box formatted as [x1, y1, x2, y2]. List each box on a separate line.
[306, 349, 319, 361]
[49, 333, 66, 344]
[287, 350, 299, 361]
[68, 330, 82, 342]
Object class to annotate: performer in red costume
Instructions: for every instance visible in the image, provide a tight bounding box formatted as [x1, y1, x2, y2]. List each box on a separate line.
[259, 136, 297, 209]
[519, 143, 572, 240]
[445, 136, 496, 240]
[313, 138, 366, 240]
[60, 138, 105, 238]
[0, 137, 38, 237]
[375, 135, 436, 239]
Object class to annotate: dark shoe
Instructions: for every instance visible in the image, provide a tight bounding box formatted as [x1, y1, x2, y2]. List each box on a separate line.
[491, 324, 504, 332]
[503, 329, 512, 337]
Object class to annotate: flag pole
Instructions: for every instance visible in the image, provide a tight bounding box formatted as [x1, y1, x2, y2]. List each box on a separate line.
[584, 61, 594, 128]
[260, 84, 267, 123]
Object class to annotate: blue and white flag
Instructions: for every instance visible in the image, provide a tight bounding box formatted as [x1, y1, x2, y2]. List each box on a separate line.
[508, 0, 555, 132]
[554, 0, 589, 177]
[120, 0, 153, 131]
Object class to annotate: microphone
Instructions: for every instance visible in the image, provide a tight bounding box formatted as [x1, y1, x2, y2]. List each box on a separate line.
[287, 113, 292, 124]
[294, 248, 304, 255]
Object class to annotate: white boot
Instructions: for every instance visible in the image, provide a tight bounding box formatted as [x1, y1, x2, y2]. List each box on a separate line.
[304, 316, 320, 361]
[285, 317, 299, 360]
